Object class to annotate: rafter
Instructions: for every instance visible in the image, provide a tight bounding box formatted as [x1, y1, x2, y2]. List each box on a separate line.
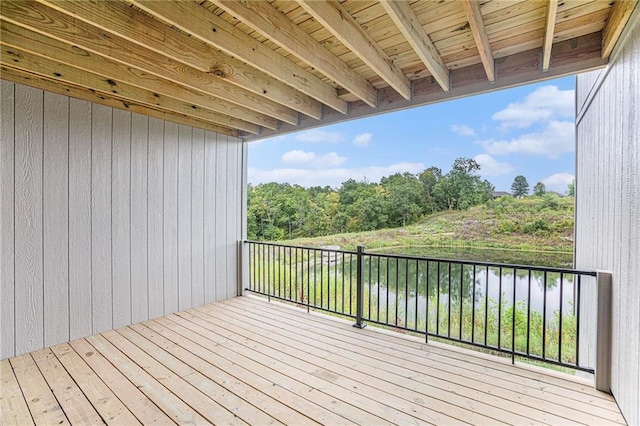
[36, 0, 322, 120]
[199, 0, 378, 107]
[1, 1, 298, 125]
[542, 0, 559, 71]
[249, 32, 607, 141]
[0, 45, 261, 134]
[296, 0, 411, 100]
[602, 0, 638, 58]
[462, 0, 495, 82]
[130, 0, 348, 115]
[542, 0, 558, 71]
[0, 19, 277, 130]
[1, 66, 238, 137]
[380, 0, 449, 92]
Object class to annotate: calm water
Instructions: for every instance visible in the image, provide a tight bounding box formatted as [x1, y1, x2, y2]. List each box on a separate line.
[362, 262, 580, 324]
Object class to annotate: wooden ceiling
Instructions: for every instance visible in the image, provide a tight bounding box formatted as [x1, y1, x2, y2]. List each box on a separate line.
[1, 0, 637, 140]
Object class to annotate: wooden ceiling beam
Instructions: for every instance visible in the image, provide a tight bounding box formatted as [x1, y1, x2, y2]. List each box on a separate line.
[0, 19, 277, 131]
[542, 0, 559, 71]
[602, 0, 638, 58]
[249, 32, 607, 141]
[296, 0, 411, 100]
[0, 66, 238, 137]
[379, 0, 450, 92]
[130, 0, 348, 115]
[36, 0, 322, 120]
[1, 1, 297, 126]
[462, 0, 495, 82]
[0, 45, 261, 134]
[202, 0, 378, 107]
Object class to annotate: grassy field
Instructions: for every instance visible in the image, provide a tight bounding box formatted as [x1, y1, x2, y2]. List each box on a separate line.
[280, 195, 574, 257]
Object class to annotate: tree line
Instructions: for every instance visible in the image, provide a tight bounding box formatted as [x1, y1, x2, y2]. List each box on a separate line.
[248, 157, 495, 240]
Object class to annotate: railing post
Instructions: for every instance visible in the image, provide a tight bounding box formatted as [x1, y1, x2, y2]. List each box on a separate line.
[237, 241, 244, 296]
[595, 270, 612, 392]
[353, 245, 366, 329]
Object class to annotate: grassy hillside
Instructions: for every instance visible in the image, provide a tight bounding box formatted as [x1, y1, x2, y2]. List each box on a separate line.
[280, 195, 574, 258]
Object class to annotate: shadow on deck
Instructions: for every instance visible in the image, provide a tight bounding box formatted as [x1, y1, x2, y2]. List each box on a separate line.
[1, 296, 625, 425]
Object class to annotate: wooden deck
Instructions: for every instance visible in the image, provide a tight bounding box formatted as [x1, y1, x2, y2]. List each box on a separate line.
[1, 296, 626, 425]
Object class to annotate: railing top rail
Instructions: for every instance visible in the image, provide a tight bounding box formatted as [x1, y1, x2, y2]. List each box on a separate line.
[363, 251, 597, 276]
[244, 240, 597, 276]
[245, 239, 357, 255]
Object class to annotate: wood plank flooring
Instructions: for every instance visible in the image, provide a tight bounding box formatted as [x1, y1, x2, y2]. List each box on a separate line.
[1, 295, 626, 425]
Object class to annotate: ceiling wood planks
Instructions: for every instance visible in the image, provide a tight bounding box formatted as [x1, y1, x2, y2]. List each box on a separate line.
[602, 0, 639, 58]
[380, 0, 450, 92]
[297, 0, 412, 100]
[0, 0, 634, 138]
[462, 0, 495, 82]
[129, 0, 347, 116]
[0, 18, 273, 132]
[35, 0, 322, 120]
[5, 0, 300, 126]
[205, 0, 379, 107]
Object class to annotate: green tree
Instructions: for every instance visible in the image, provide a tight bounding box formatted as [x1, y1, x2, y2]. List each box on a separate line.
[418, 167, 442, 214]
[247, 158, 499, 240]
[380, 172, 425, 226]
[533, 182, 546, 196]
[433, 158, 493, 210]
[567, 180, 575, 196]
[511, 175, 529, 198]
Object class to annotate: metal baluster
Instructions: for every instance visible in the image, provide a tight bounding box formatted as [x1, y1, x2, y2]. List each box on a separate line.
[543, 271, 548, 359]
[559, 273, 564, 363]
[448, 262, 452, 338]
[498, 266, 503, 348]
[353, 245, 366, 329]
[511, 268, 517, 364]
[472, 264, 476, 344]
[527, 270, 532, 356]
[415, 259, 419, 331]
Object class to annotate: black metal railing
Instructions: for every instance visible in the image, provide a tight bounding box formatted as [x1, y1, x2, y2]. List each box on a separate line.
[246, 240, 597, 373]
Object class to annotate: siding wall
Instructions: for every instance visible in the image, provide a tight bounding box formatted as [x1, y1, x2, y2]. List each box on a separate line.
[0, 80, 245, 359]
[575, 19, 640, 425]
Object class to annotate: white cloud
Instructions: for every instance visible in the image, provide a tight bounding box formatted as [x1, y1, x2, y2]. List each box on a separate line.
[451, 124, 476, 136]
[479, 120, 574, 158]
[294, 129, 344, 143]
[248, 162, 424, 188]
[542, 172, 574, 193]
[281, 150, 316, 164]
[313, 152, 346, 168]
[473, 154, 514, 176]
[353, 132, 372, 147]
[281, 150, 346, 168]
[492, 85, 574, 129]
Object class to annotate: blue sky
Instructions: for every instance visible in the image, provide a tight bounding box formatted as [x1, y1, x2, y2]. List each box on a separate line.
[248, 76, 576, 193]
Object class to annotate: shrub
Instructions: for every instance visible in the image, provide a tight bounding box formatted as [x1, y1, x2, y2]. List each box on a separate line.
[523, 219, 550, 235]
[542, 193, 560, 209]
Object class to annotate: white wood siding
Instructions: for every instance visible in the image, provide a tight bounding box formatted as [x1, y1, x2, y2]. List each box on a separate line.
[575, 18, 640, 425]
[0, 81, 245, 359]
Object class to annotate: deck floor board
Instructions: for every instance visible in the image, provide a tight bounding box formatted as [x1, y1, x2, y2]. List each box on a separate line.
[1, 295, 626, 425]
